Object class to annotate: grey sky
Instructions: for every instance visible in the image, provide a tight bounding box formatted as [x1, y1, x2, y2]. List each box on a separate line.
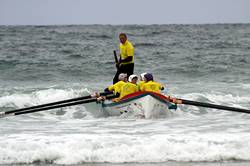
[1, 0, 250, 25]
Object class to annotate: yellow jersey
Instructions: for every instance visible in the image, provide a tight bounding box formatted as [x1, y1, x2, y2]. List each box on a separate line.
[108, 81, 126, 95]
[138, 81, 146, 91]
[141, 81, 163, 94]
[120, 40, 134, 65]
[119, 82, 139, 99]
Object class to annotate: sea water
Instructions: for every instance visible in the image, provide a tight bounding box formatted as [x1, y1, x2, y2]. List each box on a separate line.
[0, 24, 250, 165]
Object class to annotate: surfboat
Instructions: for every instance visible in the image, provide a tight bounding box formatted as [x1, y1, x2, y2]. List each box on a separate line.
[100, 91, 177, 118]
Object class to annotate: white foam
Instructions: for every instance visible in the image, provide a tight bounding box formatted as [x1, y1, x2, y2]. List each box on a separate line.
[241, 83, 250, 89]
[1, 133, 250, 164]
[1, 89, 250, 164]
[175, 92, 250, 109]
[0, 87, 90, 108]
[0, 93, 33, 108]
[0, 87, 96, 120]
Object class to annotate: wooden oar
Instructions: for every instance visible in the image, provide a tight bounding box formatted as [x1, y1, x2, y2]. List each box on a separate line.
[113, 50, 119, 69]
[113, 50, 121, 84]
[1, 91, 113, 116]
[167, 96, 250, 114]
[113, 50, 118, 64]
[0, 94, 116, 118]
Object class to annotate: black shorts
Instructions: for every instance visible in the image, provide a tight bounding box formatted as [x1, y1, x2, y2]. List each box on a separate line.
[113, 63, 134, 84]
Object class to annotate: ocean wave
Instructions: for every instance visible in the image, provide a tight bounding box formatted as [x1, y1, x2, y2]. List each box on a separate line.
[179, 91, 250, 105]
[0, 87, 91, 114]
[1, 133, 250, 164]
[61, 49, 74, 54]
[67, 54, 83, 59]
[1, 24, 250, 87]
[241, 84, 250, 89]
[0, 58, 22, 64]
[171, 91, 250, 117]
[134, 42, 161, 47]
[1, 87, 249, 118]
[88, 34, 112, 39]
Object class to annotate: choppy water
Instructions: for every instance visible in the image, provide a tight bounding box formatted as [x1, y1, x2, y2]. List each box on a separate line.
[0, 24, 250, 165]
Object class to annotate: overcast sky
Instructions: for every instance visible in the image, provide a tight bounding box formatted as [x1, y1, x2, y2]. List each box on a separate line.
[1, 0, 250, 25]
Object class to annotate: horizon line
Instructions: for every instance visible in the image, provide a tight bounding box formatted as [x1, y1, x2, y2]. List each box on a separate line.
[1, 22, 250, 27]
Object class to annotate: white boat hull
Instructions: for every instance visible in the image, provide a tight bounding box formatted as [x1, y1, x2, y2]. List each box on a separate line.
[101, 92, 177, 118]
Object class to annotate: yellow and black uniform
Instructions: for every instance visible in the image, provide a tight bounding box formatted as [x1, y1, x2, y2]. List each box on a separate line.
[138, 81, 146, 91]
[140, 81, 163, 94]
[108, 81, 126, 96]
[113, 40, 134, 84]
[119, 82, 139, 99]
[119, 40, 134, 65]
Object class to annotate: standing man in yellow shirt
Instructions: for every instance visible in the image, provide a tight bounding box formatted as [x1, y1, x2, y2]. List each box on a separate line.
[113, 33, 135, 84]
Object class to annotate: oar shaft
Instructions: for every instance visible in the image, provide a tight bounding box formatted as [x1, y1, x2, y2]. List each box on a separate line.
[113, 50, 118, 64]
[5, 91, 112, 115]
[176, 98, 250, 114]
[0, 94, 117, 118]
[13, 98, 97, 116]
[5, 95, 89, 114]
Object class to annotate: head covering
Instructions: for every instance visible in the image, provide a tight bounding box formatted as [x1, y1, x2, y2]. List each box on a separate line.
[118, 73, 127, 81]
[140, 72, 147, 81]
[144, 73, 153, 81]
[128, 74, 138, 82]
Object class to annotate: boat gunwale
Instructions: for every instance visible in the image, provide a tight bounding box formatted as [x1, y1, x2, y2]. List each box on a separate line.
[102, 92, 173, 108]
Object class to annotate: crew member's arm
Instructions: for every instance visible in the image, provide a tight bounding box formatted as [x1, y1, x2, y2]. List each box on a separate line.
[104, 85, 114, 93]
[104, 87, 110, 92]
[119, 56, 133, 63]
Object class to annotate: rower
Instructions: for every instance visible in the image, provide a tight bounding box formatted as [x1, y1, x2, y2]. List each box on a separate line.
[138, 72, 147, 91]
[105, 73, 127, 97]
[140, 73, 164, 94]
[119, 74, 139, 100]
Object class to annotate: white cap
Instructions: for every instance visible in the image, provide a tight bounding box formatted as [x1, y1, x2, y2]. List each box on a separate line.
[140, 72, 147, 81]
[128, 74, 138, 82]
[118, 73, 127, 81]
